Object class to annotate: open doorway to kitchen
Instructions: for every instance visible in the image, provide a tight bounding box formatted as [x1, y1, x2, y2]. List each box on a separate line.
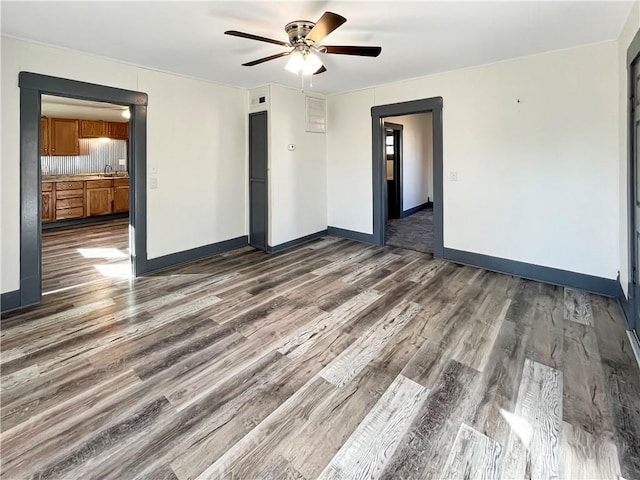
[383, 113, 434, 253]
[371, 97, 443, 257]
[16, 72, 148, 311]
[40, 95, 132, 295]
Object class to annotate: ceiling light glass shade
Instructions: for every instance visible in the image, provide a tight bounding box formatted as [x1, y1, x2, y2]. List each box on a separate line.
[301, 52, 322, 75]
[285, 50, 305, 73]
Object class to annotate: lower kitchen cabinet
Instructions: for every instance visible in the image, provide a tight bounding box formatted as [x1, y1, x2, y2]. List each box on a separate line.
[113, 186, 129, 213]
[42, 177, 130, 224]
[86, 187, 113, 216]
[42, 189, 54, 223]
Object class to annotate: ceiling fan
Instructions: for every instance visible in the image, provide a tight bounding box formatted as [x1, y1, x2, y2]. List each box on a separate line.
[225, 11, 382, 75]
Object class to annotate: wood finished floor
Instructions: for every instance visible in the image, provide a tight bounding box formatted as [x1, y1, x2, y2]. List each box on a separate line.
[2, 228, 640, 480]
[42, 218, 130, 295]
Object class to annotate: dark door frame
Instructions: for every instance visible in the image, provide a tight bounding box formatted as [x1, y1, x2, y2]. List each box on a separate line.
[17, 72, 149, 310]
[384, 122, 404, 219]
[627, 31, 640, 332]
[372, 97, 444, 257]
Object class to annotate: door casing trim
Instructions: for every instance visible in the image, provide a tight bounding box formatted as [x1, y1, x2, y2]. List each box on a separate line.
[16, 72, 148, 310]
[624, 30, 640, 331]
[371, 97, 444, 257]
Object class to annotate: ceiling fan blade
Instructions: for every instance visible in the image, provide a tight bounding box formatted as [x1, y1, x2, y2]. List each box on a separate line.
[225, 30, 290, 47]
[314, 65, 327, 75]
[242, 51, 290, 66]
[323, 45, 382, 57]
[306, 12, 347, 44]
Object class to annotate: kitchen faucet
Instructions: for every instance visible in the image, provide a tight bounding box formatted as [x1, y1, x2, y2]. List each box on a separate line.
[103, 164, 113, 175]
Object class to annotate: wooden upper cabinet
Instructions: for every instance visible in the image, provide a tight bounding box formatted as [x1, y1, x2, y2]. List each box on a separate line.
[108, 122, 129, 140]
[80, 120, 107, 138]
[41, 117, 50, 156]
[49, 118, 79, 156]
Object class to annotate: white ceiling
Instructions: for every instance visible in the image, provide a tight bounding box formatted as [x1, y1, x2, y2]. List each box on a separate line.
[1, 1, 634, 95]
[41, 95, 130, 122]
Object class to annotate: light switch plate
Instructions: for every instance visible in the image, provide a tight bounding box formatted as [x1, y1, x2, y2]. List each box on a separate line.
[450, 171, 458, 182]
[288, 144, 295, 151]
[149, 177, 158, 189]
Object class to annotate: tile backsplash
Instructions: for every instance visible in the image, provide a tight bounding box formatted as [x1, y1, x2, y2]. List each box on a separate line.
[41, 138, 128, 175]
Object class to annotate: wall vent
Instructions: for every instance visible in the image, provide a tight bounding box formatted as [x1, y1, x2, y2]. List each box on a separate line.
[305, 96, 326, 133]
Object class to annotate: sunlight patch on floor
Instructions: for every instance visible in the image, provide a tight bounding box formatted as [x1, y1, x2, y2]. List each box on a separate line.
[500, 408, 533, 447]
[77, 247, 127, 259]
[94, 263, 131, 278]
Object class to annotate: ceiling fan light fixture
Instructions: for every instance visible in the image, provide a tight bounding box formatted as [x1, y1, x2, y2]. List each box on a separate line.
[301, 52, 322, 75]
[285, 50, 305, 73]
[285, 49, 323, 76]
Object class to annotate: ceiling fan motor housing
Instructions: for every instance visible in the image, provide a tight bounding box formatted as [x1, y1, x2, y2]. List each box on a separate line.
[285, 21, 316, 45]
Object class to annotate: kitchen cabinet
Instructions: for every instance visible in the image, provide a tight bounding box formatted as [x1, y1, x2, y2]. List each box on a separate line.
[80, 120, 107, 138]
[42, 182, 54, 223]
[86, 180, 114, 216]
[55, 181, 84, 220]
[42, 177, 130, 224]
[113, 185, 129, 213]
[41, 117, 50, 156]
[48, 118, 80, 156]
[108, 122, 129, 140]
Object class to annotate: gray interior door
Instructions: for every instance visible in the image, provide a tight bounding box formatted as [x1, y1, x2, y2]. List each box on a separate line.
[249, 111, 268, 251]
[384, 123, 403, 220]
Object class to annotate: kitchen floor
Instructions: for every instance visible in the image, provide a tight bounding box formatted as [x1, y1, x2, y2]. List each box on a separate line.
[42, 218, 130, 294]
[2, 238, 639, 479]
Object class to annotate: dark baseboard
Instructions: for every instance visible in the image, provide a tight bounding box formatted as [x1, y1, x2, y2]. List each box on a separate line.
[146, 235, 248, 274]
[444, 248, 618, 298]
[267, 230, 328, 254]
[42, 213, 129, 230]
[1, 289, 22, 314]
[401, 202, 432, 218]
[327, 226, 377, 245]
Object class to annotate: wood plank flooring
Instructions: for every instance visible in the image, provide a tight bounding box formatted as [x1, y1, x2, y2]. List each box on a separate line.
[41, 218, 130, 294]
[2, 232, 640, 479]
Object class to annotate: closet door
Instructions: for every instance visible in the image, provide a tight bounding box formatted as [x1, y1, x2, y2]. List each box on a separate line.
[249, 111, 268, 251]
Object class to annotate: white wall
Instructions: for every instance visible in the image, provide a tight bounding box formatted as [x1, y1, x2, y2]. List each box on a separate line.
[140, 69, 246, 258]
[1, 36, 247, 293]
[327, 88, 376, 234]
[268, 85, 327, 246]
[328, 42, 619, 280]
[386, 113, 433, 211]
[618, 1, 640, 296]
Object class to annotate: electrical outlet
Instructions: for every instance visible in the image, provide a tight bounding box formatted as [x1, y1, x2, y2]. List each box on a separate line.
[149, 177, 158, 189]
[118, 159, 126, 166]
[450, 171, 458, 182]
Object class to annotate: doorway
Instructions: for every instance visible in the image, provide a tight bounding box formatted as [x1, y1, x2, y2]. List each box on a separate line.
[382, 114, 434, 254]
[40, 95, 132, 294]
[371, 97, 444, 257]
[17, 72, 148, 310]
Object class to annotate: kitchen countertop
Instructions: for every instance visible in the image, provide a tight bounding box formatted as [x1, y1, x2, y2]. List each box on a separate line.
[43, 173, 129, 182]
